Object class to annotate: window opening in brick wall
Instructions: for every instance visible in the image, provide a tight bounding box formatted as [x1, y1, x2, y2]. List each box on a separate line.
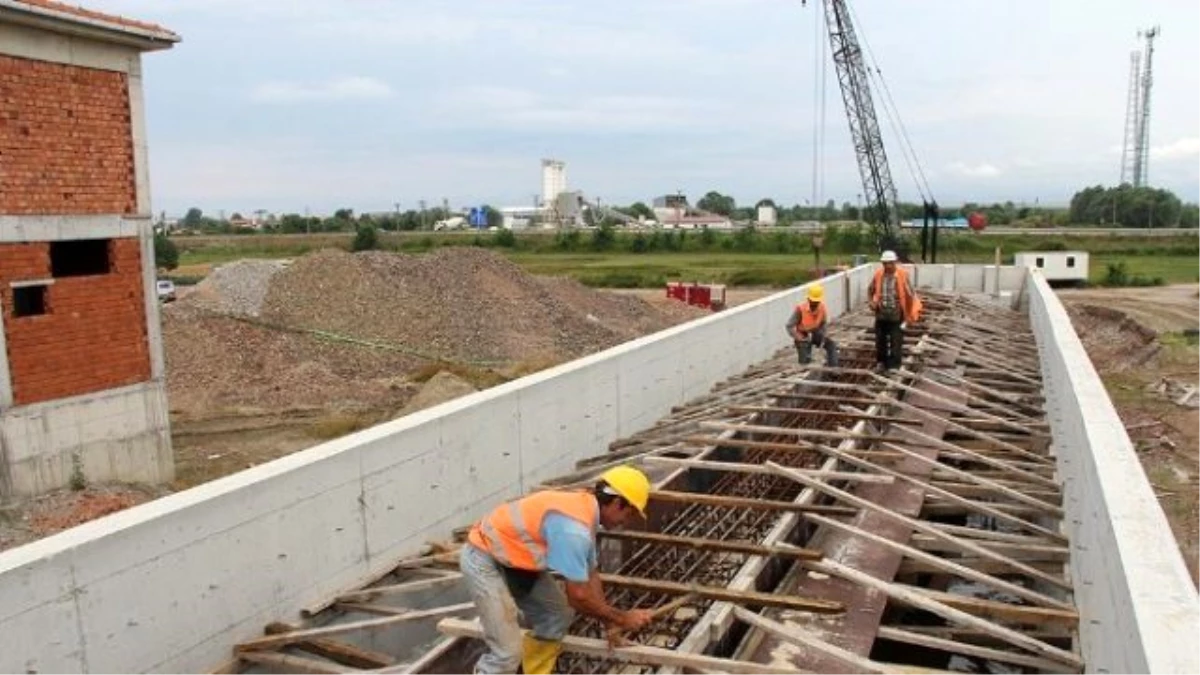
[1066, 256, 1076, 268]
[51, 239, 112, 277]
[13, 285, 48, 317]
[1035, 257, 1045, 268]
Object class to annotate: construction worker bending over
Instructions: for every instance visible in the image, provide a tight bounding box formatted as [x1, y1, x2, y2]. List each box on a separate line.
[867, 250, 921, 372]
[460, 465, 656, 674]
[786, 284, 839, 367]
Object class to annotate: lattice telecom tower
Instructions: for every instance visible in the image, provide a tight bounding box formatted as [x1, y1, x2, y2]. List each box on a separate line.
[1121, 26, 1160, 187]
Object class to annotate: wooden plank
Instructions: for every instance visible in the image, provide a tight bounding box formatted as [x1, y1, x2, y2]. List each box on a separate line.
[900, 585, 1078, 627]
[238, 651, 360, 674]
[765, 462, 1072, 590]
[264, 622, 395, 668]
[335, 574, 463, 603]
[598, 529, 823, 561]
[876, 370, 1048, 439]
[235, 603, 477, 652]
[768, 391, 884, 406]
[810, 559, 1083, 670]
[436, 618, 804, 675]
[733, 607, 887, 674]
[651, 489, 857, 516]
[897, 558, 1067, 579]
[641, 455, 893, 484]
[208, 658, 243, 674]
[377, 637, 457, 674]
[725, 405, 922, 425]
[876, 626, 1079, 673]
[786, 436, 1065, 542]
[886, 399, 1055, 469]
[887, 423, 1058, 490]
[742, 373, 948, 671]
[334, 602, 413, 617]
[805, 513, 1071, 610]
[599, 574, 843, 614]
[702, 420, 896, 446]
[881, 441, 1062, 516]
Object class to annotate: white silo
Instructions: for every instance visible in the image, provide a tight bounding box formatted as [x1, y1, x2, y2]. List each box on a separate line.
[541, 159, 567, 206]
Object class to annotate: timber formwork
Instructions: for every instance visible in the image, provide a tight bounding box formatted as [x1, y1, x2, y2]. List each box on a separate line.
[224, 291, 1079, 675]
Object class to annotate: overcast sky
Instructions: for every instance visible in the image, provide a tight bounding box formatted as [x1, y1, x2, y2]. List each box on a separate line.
[89, 0, 1200, 215]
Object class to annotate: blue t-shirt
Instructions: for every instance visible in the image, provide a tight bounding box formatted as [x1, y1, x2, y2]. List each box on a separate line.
[541, 513, 596, 583]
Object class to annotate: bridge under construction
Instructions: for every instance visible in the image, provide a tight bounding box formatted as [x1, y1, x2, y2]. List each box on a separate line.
[3, 263, 1194, 675]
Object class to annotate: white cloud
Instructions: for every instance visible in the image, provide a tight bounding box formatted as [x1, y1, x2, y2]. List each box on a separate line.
[1151, 137, 1200, 160]
[249, 76, 394, 103]
[948, 162, 1001, 178]
[433, 86, 727, 133]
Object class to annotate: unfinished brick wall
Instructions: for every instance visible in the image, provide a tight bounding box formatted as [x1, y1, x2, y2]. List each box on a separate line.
[0, 54, 137, 215]
[0, 239, 150, 404]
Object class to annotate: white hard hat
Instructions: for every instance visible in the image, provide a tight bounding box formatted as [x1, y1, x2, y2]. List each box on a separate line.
[880, 250, 898, 262]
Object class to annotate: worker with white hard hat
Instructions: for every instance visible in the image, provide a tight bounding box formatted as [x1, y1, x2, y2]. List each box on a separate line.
[460, 465, 655, 673]
[867, 250, 922, 371]
[786, 283, 839, 367]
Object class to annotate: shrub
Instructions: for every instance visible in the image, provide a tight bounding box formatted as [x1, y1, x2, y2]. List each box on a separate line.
[352, 224, 379, 251]
[153, 233, 179, 270]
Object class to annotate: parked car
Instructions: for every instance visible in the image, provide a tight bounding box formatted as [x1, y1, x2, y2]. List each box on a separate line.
[156, 279, 176, 302]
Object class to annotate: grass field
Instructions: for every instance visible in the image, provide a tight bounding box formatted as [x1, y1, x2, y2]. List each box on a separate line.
[170, 230, 1198, 288]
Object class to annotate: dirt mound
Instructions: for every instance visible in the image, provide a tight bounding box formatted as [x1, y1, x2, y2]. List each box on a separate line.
[1067, 304, 1161, 372]
[162, 305, 421, 414]
[259, 248, 706, 363]
[397, 371, 478, 417]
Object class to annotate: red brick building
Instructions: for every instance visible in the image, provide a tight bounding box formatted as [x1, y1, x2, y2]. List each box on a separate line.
[0, 0, 179, 496]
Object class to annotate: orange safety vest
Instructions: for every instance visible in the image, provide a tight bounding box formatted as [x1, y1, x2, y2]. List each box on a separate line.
[872, 267, 922, 324]
[467, 491, 598, 571]
[796, 302, 826, 332]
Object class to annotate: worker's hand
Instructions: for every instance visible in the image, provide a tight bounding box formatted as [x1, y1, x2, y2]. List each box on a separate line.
[900, 322, 908, 331]
[869, 300, 879, 312]
[617, 608, 656, 632]
[797, 331, 809, 341]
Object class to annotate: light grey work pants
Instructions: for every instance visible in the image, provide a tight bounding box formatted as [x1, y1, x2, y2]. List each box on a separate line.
[459, 544, 575, 673]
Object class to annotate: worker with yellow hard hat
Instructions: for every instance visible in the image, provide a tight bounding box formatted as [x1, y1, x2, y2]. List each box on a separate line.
[786, 283, 839, 367]
[461, 465, 656, 673]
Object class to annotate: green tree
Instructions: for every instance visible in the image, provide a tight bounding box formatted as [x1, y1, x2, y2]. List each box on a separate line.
[591, 223, 617, 251]
[1069, 185, 1183, 228]
[153, 233, 179, 270]
[697, 191, 735, 216]
[352, 224, 379, 251]
[182, 207, 203, 229]
[627, 202, 655, 220]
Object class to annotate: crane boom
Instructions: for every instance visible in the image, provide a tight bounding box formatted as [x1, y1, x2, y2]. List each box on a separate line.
[815, 0, 902, 254]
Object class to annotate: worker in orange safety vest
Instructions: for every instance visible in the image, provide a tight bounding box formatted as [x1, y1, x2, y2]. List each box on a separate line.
[785, 283, 839, 367]
[461, 465, 656, 674]
[867, 250, 922, 371]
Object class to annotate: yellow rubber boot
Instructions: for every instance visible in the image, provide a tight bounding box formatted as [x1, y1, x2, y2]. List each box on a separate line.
[521, 634, 562, 674]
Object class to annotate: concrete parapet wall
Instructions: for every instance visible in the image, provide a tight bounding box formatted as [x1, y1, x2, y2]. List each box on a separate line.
[0, 265, 1032, 673]
[0, 381, 171, 497]
[1028, 270, 1199, 673]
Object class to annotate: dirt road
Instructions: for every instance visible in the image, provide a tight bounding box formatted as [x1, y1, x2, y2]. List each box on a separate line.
[1057, 284, 1199, 333]
[1059, 283, 1199, 585]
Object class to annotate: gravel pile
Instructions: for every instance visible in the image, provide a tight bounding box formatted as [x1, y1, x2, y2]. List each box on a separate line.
[185, 259, 288, 318]
[162, 247, 706, 414]
[259, 248, 706, 363]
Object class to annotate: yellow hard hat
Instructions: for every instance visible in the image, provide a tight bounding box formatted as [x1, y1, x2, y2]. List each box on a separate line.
[599, 465, 651, 516]
[807, 284, 824, 302]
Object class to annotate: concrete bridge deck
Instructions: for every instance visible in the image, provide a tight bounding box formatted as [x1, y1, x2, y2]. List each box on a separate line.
[0, 264, 1195, 674]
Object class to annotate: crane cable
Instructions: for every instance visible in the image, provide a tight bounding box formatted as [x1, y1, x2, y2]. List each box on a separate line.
[843, 0, 936, 204]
